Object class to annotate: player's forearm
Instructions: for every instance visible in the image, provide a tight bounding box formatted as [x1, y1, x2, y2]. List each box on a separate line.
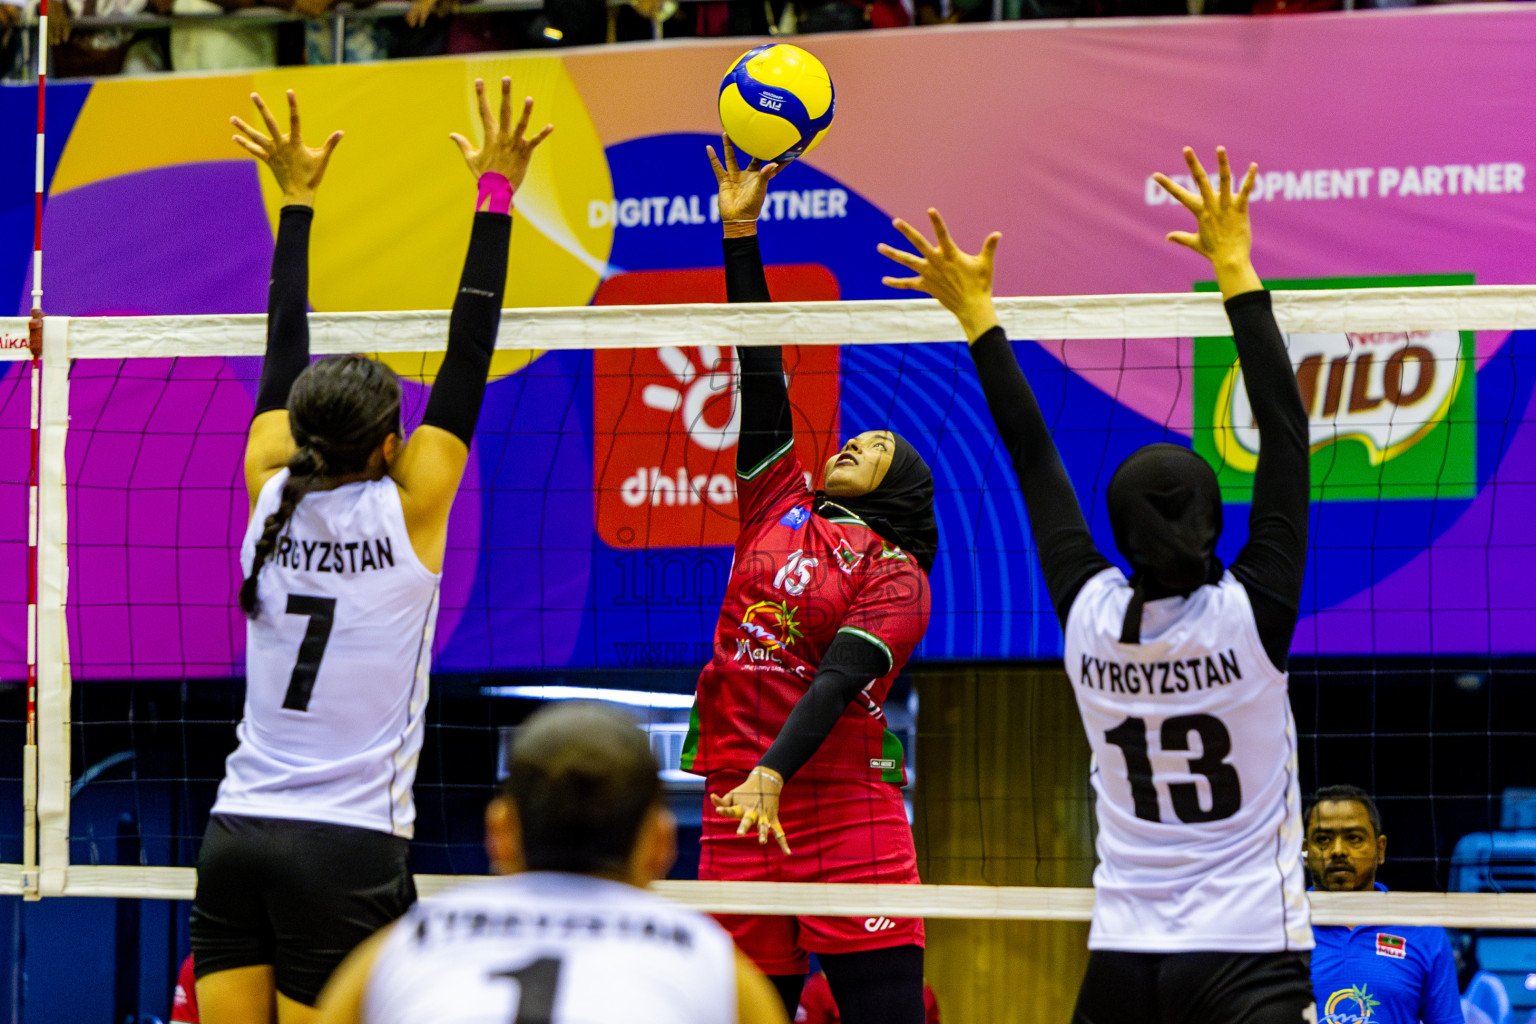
[726, 234, 794, 476]
[968, 326, 1110, 621]
[421, 201, 510, 445]
[756, 632, 889, 782]
[1228, 290, 1309, 589]
[254, 205, 315, 417]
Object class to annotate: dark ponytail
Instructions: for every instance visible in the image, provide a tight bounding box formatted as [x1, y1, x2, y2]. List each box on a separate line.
[239, 356, 402, 619]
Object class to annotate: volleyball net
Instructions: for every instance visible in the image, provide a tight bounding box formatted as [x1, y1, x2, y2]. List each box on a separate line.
[2, 285, 1536, 934]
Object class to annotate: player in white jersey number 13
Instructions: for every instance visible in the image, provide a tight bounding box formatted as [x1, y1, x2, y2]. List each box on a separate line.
[880, 148, 1318, 1024]
[191, 81, 551, 1024]
[314, 702, 787, 1024]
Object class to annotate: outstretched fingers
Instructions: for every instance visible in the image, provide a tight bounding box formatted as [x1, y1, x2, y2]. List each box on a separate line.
[252, 92, 282, 145]
[231, 134, 267, 160]
[231, 116, 271, 151]
[877, 241, 925, 273]
[449, 132, 475, 163]
[706, 144, 728, 184]
[285, 90, 302, 143]
[1216, 146, 1232, 206]
[1236, 161, 1258, 211]
[891, 217, 936, 257]
[498, 77, 515, 136]
[474, 78, 493, 136]
[1153, 172, 1200, 213]
[928, 208, 957, 255]
[1183, 146, 1216, 207]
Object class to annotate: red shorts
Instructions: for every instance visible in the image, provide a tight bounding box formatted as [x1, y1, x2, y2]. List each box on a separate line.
[700, 770, 924, 975]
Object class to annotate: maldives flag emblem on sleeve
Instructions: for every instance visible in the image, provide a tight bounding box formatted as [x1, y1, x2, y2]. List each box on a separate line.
[1376, 934, 1407, 959]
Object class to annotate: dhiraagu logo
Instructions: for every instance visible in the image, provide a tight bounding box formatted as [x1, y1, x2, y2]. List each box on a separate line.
[1322, 984, 1380, 1024]
[1194, 275, 1476, 501]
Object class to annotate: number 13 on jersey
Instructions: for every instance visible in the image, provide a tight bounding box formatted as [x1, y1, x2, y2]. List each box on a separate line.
[1103, 714, 1242, 824]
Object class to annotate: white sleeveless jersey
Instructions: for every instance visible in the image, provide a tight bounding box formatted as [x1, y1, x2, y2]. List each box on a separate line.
[364, 873, 739, 1024]
[213, 469, 441, 838]
[1064, 568, 1312, 953]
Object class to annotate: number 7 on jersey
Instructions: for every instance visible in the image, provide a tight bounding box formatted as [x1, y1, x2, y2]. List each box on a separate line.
[283, 594, 337, 712]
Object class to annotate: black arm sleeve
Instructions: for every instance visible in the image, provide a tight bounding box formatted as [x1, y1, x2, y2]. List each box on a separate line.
[725, 234, 795, 477]
[757, 631, 891, 783]
[1225, 290, 1311, 671]
[968, 327, 1113, 625]
[253, 206, 314, 417]
[420, 211, 511, 446]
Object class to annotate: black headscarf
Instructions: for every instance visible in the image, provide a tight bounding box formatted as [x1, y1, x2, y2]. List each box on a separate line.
[814, 433, 938, 575]
[1107, 443, 1224, 644]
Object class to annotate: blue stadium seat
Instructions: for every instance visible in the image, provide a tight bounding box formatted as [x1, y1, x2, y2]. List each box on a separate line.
[1466, 971, 1514, 1024]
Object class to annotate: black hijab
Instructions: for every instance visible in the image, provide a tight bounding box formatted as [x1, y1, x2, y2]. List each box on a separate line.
[815, 433, 938, 575]
[1107, 443, 1224, 644]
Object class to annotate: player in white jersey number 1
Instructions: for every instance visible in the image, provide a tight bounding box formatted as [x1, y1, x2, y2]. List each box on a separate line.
[313, 702, 787, 1024]
[880, 149, 1318, 1024]
[191, 81, 551, 1024]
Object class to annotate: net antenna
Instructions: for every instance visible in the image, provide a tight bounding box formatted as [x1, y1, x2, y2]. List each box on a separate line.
[23, 2, 47, 902]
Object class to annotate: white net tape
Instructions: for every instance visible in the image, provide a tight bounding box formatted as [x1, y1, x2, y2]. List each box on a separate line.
[7, 283, 1536, 358]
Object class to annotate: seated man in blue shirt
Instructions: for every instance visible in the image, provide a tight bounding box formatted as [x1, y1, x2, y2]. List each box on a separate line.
[1307, 785, 1463, 1024]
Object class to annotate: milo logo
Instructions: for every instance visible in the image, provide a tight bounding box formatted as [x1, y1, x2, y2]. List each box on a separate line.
[1194, 275, 1477, 502]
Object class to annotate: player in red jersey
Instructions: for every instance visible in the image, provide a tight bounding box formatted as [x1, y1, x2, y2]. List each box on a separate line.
[173, 954, 201, 1024]
[679, 138, 936, 1024]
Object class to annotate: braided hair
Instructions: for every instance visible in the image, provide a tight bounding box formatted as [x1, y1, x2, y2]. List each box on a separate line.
[239, 355, 403, 619]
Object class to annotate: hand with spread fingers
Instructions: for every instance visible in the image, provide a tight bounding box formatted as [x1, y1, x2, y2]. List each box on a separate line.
[450, 77, 554, 191]
[707, 134, 785, 239]
[711, 767, 791, 855]
[1152, 146, 1263, 300]
[877, 208, 1002, 345]
[231, 91, 343, 208]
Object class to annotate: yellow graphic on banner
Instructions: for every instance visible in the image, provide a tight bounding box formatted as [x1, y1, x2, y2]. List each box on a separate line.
[53, 56, 616, 384]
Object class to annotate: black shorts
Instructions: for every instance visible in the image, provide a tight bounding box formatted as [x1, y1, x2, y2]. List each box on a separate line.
[1071, 949, 1315, 1024]
[190, 813, 417, 1006]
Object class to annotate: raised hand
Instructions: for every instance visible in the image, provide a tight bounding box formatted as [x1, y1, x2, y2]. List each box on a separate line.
[449, 77, 554, 192]
[231, 91, 343, 208]
[1152, 146, 1263, 299]
[877, 208, 1002, 344]
[710, 767, 791, 855]
[706, 134, 784, 237]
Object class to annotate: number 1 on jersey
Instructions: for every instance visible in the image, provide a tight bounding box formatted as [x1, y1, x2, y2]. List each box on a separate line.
[491, 957, 563, 1024]
[283, 594, 337, 712]
[1104, 714, 1242, 824]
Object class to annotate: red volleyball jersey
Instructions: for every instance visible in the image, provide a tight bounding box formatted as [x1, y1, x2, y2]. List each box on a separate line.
[681, 441, 931, 784]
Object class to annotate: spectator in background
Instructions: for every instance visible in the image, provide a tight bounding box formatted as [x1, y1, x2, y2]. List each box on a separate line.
[1306, 785, 1463, 1024]
[42, 0, 165, 77]
[0, 0, 22, 78]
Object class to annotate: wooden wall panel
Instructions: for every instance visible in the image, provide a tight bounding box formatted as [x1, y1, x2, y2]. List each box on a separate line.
[912, 665, 1096, 1024]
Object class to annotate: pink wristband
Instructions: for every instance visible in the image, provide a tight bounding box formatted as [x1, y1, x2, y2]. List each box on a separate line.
[476, 172, 514, 214]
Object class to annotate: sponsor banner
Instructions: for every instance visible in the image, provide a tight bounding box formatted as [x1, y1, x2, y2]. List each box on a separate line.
[1194, 276, 1477, 503]
[3, 9, 1536, 671]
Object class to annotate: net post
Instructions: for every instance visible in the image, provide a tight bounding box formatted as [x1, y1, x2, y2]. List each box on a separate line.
[33, 316, 70, 899]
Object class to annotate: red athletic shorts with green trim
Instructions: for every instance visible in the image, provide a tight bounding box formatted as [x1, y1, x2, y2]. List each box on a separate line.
[700, 769, 924, 976]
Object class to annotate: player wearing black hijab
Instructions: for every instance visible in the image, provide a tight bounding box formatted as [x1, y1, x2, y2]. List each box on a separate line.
[680, 138, 935, 1024]
[881, 147, 1316, 1024]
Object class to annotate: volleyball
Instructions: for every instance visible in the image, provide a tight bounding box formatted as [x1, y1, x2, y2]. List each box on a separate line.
[717, 43, 836, 164]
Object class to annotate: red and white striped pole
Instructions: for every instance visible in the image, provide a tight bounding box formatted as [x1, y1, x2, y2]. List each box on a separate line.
[24, 0, 47, 896]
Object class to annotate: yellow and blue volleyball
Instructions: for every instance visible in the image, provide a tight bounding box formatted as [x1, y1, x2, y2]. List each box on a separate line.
[718, 44, 835, 164]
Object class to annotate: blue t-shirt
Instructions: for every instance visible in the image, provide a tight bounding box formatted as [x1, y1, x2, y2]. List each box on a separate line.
[1311, 885, 1463, 1024]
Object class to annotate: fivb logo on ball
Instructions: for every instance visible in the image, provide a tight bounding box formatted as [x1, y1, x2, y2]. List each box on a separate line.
[1193, 274, 1476, 501]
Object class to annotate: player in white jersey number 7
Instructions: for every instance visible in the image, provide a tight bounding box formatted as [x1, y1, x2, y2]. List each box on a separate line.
[191, 81, 551, 1024]
[881, 148, 1319, 1024]
[314, 702, 788, 1024]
